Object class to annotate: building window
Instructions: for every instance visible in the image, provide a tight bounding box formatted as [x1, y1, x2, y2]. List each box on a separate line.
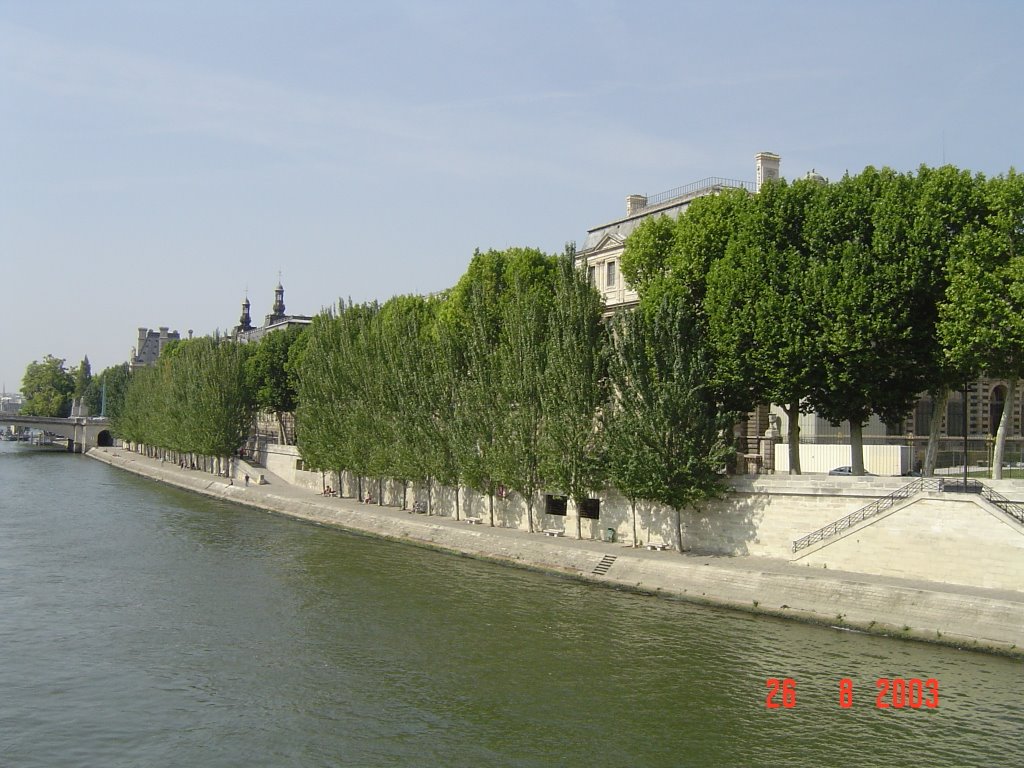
[947, 396, 964, 437]
[913, 398, 932, 437]
[587, 265, 596, 286]
[606, 260, 617, 288]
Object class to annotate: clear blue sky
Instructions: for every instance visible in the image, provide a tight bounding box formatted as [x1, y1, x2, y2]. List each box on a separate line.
[2, 0, 1022, 391]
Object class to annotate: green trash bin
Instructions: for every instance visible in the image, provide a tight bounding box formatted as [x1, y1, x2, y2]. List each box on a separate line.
[606, 528, 616, 543]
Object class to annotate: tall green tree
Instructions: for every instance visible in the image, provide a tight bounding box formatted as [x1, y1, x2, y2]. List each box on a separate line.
[706, 178, 825, 473]
[89, 363, 131, 420]
[451, 278, 505, 525]
[442, 247, 555, 525]
[20, 355, 75, 417]
[296, 301, 380, 496]
[539, 250, 607, 538]
[905, 166, 990, 473]
[173, 336, 255, 460]
[246, 325, 306, 445]
[374, 294, 440, 508]
[939, 170, 1024, 479]
[804, 168, 930, 474]
[605, 297, 731, 551]
[72, 356, 92, 408]
[621, 188, 751, 322]
[494, 268, 552, 532]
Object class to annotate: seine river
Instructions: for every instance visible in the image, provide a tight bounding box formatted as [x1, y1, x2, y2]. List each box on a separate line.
[1, 442, 1021, 767]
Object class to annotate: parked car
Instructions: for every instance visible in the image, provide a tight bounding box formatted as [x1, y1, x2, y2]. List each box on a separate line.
[829, 466, 874, 476]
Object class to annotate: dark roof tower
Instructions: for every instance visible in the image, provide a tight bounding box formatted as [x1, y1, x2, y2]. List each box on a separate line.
[237, 295, 253, 334]
[265, 279, 287, 326]
[273, 281, 285, 317]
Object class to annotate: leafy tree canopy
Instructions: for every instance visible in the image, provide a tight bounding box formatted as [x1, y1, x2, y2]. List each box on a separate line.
[20, 355, 75, 417]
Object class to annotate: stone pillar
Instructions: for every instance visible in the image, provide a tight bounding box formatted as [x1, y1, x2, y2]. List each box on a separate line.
[760, 415, 781, 474]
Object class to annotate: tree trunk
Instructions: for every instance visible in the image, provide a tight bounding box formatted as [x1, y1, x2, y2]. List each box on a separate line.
[924, 388, 949, 476]
[377, 478, 383, 506]
[455, 484, 461, 521]
[850, 421, 865, 475]
[402, 480, 408, 511]
[574, 499, 582, 539]
[784, 400, 802, 474]
[674, 507, 684, 553]
[488, 493, 494, 527]
[527, 495, 534, 533]
[631, 499, 638, 547]
[277, 412, 290, 446]
[993, 378, 1015, 480]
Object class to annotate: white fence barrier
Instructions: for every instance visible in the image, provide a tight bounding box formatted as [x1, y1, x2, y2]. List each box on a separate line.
[774, 444, 912, 475]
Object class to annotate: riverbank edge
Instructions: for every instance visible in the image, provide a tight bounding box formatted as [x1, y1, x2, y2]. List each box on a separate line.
[88, 448, 1024, 658]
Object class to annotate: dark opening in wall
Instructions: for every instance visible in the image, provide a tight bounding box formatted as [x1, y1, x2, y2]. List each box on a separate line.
[545, 494, 567, 515]
[579, 498, 600, 519]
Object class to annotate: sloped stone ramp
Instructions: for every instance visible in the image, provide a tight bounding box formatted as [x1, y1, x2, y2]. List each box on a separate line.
[790, 481, 1024, 592]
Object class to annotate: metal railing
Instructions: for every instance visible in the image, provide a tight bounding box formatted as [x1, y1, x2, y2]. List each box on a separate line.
[643, 177, 756, 209]
[979, 484, 1024, 525]
[792, 478, 943, 552]
[792, 477, 1024, 552]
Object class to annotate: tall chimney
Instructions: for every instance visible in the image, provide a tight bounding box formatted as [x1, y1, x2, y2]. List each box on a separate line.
[755, 152, 781, 192]
[626, 194, 648, 216]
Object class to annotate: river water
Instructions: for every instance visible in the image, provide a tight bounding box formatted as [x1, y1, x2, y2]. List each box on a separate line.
[1, 442, 1021, 767]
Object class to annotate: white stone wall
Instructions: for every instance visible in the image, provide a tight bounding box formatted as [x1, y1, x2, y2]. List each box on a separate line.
[264, 444, 323, 492]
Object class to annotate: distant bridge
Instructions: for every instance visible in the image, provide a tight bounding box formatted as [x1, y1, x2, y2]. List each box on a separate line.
[0, 414, 114, 453]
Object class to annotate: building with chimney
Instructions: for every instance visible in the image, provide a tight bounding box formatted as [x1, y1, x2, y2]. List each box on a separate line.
[130, 327, 182, 371]
[576, 152, 779, 312]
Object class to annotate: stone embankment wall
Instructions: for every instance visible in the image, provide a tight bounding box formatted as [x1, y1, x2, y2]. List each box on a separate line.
[264, 445, 1024, 591]
[88, 446, 1024, 655]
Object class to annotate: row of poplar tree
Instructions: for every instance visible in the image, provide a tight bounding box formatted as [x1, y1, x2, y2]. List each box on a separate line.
[108, 163, 1024, 535]
[112, 248, 727, 545]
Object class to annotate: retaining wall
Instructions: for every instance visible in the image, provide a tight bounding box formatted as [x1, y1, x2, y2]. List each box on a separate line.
[88, 447, 1024, 655]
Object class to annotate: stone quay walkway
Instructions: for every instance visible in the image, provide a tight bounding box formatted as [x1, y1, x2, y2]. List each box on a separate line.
[88, 447, 1024, 656]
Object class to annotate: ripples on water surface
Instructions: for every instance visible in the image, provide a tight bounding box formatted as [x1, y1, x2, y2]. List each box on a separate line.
[1, 444, 1021, 767]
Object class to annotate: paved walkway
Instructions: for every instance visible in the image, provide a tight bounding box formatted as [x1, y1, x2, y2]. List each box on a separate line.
[89, 447, 1024, 656]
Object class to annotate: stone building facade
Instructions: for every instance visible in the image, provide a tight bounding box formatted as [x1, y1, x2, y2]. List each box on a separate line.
[130, 327, 182, 371]
[576, 152, 778, 311]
